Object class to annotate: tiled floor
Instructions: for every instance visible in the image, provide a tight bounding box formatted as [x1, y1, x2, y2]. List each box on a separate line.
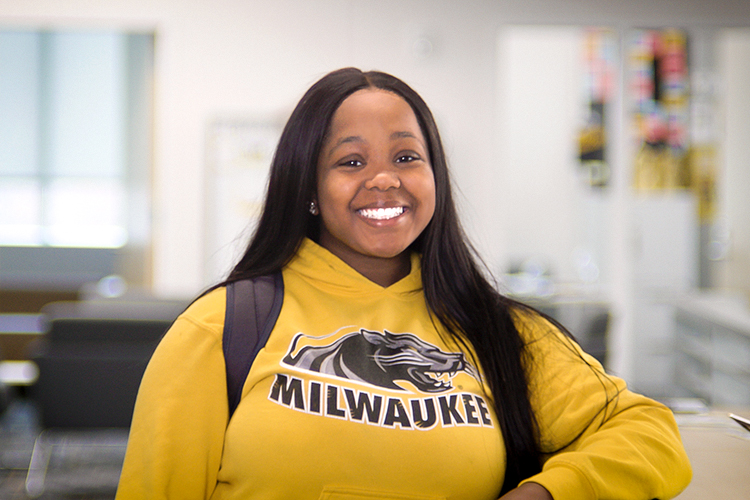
[0, 399, 123, 500]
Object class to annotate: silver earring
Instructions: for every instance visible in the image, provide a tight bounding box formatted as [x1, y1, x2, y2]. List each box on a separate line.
[309, 201, 319, 215]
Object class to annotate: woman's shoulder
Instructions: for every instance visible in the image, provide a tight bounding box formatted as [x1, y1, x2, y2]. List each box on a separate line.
[510, 303, 606, 374]
[172, 287, 227, 340]
[509, 305, 561, 344]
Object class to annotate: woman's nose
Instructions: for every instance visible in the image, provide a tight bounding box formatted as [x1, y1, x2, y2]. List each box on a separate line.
[364, 164, 401, 190]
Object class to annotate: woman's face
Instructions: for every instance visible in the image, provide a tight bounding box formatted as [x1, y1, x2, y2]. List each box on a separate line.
[316, 88, 436, 276]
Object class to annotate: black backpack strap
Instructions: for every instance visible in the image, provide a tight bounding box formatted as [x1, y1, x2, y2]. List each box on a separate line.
[223, 272, 284, 418]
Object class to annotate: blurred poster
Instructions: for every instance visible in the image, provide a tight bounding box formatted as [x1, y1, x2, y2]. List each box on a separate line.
[578, 28, 616, 188]
[690, 144, 718, 223]
[629, 29, 691, 191]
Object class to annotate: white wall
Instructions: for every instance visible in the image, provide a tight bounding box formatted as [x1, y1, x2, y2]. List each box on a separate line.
[717, 30, 750, 297]
[1, 0, 749, 302]
[495, 26, 588, 282]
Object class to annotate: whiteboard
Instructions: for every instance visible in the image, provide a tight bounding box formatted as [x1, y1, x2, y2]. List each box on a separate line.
[204, 119, 281, 285]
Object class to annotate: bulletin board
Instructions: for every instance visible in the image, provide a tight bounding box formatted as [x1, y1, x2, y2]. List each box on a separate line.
[204, 119, 281, 284]
[577, 28, 617, 189]
[629, 29, 691, 191]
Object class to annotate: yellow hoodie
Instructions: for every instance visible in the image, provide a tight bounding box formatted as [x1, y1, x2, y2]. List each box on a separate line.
[116, 239, 690, 500]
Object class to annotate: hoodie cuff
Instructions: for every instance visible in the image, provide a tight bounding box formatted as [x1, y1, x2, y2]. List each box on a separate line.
[519, 464, 597, 500]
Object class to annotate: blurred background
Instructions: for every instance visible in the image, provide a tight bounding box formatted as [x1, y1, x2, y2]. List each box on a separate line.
[1, 0, 750, 497]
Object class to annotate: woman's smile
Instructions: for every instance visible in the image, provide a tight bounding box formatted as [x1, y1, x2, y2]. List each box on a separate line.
[358, 206, 405, 221]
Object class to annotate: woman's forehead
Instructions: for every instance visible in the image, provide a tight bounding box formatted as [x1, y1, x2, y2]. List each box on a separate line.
[326, 89, 423, 141]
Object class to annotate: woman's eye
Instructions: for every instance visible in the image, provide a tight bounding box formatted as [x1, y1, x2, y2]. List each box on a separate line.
[338, 159, 363, 167]
[396, 154, 419, 163]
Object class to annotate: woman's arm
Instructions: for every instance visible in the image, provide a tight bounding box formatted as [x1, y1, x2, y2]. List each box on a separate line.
[116, 292, 229, 500]
[515, 312, 691, 500]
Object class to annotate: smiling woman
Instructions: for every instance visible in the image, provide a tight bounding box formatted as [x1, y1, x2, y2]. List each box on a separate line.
[315, 88, 436, 287]
[116, 68, 691, 500]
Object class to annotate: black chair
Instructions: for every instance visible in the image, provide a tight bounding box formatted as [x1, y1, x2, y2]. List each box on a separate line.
[24, 302, 178, 497]
[29, 317, 171, 428]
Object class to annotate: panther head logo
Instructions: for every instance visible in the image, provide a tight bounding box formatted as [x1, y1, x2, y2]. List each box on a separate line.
[282, 329, 479, 393]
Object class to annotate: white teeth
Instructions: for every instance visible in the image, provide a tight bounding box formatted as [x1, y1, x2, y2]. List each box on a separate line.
[358, 207, 404, 220]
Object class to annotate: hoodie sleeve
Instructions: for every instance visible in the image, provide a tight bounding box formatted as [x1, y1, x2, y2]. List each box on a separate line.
[515, 312, 692, 500]
[115, 289, 228, 500]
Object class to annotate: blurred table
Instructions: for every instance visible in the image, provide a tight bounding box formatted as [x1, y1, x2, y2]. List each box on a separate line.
[0, 314, 44, 361]
[674, 409, 750, 499]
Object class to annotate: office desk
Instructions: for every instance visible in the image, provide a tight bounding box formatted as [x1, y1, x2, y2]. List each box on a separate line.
[0, 314, 44, 360]
[675, 410, 750, 499]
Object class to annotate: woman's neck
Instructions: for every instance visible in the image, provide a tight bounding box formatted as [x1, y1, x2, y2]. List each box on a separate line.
[318, 240, 412, 287]
[349, 253, 412, 287]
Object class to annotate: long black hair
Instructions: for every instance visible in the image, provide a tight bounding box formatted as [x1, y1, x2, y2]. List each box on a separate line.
[220, 68, 541, 492]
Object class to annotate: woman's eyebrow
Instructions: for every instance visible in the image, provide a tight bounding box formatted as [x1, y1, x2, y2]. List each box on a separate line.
[327, 135, 364, 156]
[391, 130, 427, 150]
[391, 131, 417, 140]
[338, 135, 363, 145]
[327, 131, 425, 158]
